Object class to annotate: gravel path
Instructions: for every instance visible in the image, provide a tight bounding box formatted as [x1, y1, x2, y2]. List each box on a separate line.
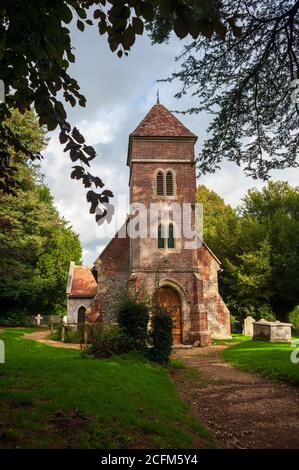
[23, 329, 81, 350]
[172, 345, 299, 448]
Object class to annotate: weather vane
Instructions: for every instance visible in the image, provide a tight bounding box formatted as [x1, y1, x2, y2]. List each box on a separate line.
[157, 89, 160, 104]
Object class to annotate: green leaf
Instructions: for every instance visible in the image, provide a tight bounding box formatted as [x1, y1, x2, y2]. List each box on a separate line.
[61, 5, 73, 24]
[142, 2, 154, 21]
[83, 145, 96, 159]
[173, 18, 189, 39]
[132, 17, 144, 35]
[159, 0, 173, 17]
[72, 127, 85, 144]
[77, 20, 85, 32]
[98, 21, 107, 35]
[122, 25, 135, 50]
[94, 9, 102, 19]
[102, 189, 114, 198]
[47, 119, 58, 131]
[59, 131, 68, 144]
[214, 20, 227, 40]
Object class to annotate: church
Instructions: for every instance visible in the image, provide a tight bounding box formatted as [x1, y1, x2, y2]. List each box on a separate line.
[66, 103, 231, 346]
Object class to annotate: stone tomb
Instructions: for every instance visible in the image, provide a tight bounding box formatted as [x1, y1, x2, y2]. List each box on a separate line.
[253, 319, 292, 342]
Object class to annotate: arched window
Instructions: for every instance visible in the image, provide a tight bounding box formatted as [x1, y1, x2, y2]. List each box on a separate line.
[168, 223, 175, 248]
[158, 224, 165, 248]
[156, 171, 164, 196]
[166, 171, 174, 196]
[158, 223, 175, 249]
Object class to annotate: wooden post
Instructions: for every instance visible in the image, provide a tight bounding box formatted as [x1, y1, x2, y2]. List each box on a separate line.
[51, 321, 54, 336]
[61, 325, 65, 342]
[84, 323, 88, 344]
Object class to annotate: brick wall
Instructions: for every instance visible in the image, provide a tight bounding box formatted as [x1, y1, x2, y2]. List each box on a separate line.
[88, 232, 131, 324]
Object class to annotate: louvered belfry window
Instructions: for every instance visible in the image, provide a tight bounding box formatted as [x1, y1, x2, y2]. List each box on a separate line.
[166, 171, 174, 196]
[156, 171, 164, 196]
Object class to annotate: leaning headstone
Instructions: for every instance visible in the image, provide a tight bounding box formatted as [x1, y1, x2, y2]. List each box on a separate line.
[243, 316, 255, 336]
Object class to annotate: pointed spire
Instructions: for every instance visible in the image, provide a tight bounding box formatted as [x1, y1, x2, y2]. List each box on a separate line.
[156, 89, 160, 104]
[130, 103, 196, 138]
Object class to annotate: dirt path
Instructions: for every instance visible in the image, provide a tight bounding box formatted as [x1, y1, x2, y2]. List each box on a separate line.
[172, 345, 299, 449]
[23, 329, 81, 350]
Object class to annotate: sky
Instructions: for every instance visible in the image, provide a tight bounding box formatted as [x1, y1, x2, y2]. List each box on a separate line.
[41, 22, 299, 266]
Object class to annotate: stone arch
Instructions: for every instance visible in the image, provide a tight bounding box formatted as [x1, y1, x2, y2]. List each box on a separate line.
[154, 278, 191, 344]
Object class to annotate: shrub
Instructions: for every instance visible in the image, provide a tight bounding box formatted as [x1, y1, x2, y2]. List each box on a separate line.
[254, 304, 276, 322]
[85, 325, 132, 359]
[64, 325, 83, 344]
[230, 314, 242, 333]
[149, 312, 173, 363]
[117, 295, 149, 350]
[289, 306, 299, 329]
[0, 310, 29, 327]
[49, 322, 62, 341]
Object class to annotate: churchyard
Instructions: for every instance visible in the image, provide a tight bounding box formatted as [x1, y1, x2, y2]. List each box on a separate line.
[0, 328, 212, 449]
[1, 325, 299, 449]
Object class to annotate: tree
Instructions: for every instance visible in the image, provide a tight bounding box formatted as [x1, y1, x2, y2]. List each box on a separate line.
[197, 182, 299, 322]
[240, 181, 299, 320]
[225, 239, 274, 320]
[197, 184, 237, 251]
[151, 0, 299, 179]
[0, 1, 239, 219]
[0, 109, 82, 319]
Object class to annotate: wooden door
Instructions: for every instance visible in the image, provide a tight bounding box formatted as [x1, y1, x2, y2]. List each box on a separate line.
[155, 286, 182, 344]
[78, 306, 86, 324]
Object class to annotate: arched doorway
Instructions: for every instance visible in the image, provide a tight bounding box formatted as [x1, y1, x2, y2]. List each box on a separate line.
[77, 306, 86, 324]
[155, 286, 182, 344]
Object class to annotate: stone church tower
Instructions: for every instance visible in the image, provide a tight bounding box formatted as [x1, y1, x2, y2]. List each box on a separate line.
[66, 103, 231, 346]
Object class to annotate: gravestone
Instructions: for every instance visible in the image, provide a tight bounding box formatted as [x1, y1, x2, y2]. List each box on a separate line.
[35, 314, 43, 326]
[243, 316, 255, 336]
[253, 320, 292, 342]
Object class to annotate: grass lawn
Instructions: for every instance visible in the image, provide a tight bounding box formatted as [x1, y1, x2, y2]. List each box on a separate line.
[212, 334, 252, 345]
[0, 328, 212, 449]
[222, 336, 299, 385]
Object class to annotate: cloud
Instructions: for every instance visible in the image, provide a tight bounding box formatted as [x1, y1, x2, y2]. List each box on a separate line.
[77, 107, 127, 146]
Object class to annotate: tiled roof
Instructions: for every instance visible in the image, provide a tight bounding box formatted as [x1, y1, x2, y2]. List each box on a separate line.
[69, 266, 97, 298]
[130, 104, 196, 138]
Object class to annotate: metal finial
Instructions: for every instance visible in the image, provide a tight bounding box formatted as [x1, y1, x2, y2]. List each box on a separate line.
[157, 89, 160, 104]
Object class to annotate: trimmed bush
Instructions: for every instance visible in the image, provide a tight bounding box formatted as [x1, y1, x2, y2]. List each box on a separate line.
[64, 325, 83, 343]
[117, 295, 149, 350]
[85, 325, 132, 359]
[149, 312, 173, 363]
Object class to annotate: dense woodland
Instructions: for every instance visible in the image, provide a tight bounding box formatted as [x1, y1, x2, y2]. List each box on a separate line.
[0, 111, 82, 324]
[197, 183, 299, 325]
